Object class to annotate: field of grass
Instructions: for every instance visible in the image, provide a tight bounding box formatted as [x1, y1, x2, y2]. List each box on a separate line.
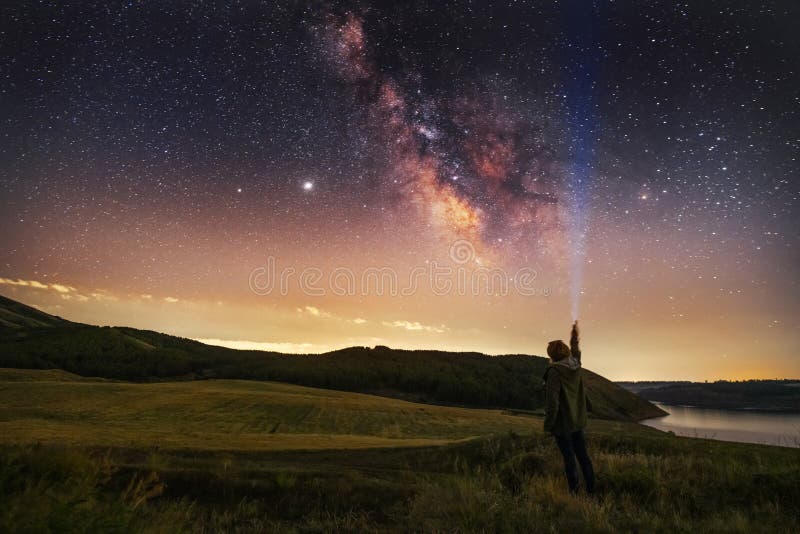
[2, 369, 798, 532]
[0, 368, 551, 451]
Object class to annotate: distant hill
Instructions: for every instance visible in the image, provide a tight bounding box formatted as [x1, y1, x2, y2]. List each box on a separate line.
[635, 381, 800, 413]
[0, 294, 665, 421]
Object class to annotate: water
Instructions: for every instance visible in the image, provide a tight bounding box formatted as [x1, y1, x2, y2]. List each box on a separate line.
[641, 403, 800, 448]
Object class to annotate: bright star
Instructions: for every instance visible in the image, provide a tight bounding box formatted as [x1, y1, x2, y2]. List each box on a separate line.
[303, 181, 314, 191]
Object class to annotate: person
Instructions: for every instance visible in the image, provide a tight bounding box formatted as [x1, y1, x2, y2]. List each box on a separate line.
[543, 321, 596, 495]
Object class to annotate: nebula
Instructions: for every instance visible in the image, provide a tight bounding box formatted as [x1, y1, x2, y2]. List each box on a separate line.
[314, 12, 567, 259]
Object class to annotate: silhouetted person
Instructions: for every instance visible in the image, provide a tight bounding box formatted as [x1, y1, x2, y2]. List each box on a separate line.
[543, 321, 596, 495]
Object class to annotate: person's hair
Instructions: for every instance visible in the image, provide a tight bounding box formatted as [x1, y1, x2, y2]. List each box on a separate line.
[547, 340, 571, 362]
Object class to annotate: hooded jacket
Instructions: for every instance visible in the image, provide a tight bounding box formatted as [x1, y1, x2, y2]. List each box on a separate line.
[543, 356, 591, 435]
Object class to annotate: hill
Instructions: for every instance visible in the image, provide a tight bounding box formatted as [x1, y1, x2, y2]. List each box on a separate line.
[0, 294, 664, 420]
[636, 380, 800, 412]
[0, 369, 797, 532]
[0, 294, 73, 329]
[0, 368, 553, 450]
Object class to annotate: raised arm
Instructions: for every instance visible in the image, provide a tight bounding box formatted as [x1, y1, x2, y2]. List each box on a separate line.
[570, 321, 581, 363]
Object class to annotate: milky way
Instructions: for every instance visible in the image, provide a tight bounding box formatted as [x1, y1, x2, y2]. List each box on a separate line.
[0, 1, 798, 380]
[311, 10, 570, 261]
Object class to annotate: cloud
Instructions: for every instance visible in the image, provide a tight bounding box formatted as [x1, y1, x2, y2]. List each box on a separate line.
[0, 277, 188, 309]
[382, 320, 448, 334]
[0, 277, 110, 303]
[89, 290, 118, 302]
[297, 305, 332, 318]
[0, 278, 36, 288]
[296, 306, 371, 326]
[50, 283, 76, 294]
[0, 277, 77, 294]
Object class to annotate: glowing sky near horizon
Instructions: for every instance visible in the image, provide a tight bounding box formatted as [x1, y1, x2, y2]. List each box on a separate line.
[1, 1, 798, 381]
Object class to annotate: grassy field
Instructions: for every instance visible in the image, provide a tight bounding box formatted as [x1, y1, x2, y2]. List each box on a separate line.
[0, 368, 551, 450]
[1, 369, 798, 532]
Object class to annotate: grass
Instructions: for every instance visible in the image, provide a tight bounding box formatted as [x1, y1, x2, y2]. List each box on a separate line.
[1, 369, 798, 532]
[0, 369, 556, 450]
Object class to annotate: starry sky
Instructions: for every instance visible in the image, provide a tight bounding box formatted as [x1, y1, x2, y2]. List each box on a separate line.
[1, 1, 798, 381]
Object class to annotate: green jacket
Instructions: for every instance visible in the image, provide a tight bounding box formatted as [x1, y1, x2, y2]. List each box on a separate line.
[543, 358, 591, 435]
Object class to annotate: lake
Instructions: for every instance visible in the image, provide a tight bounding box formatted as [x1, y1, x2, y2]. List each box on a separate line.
[641, 403, 800, 448]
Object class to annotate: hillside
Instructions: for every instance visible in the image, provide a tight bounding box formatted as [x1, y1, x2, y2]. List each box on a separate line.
[1, 369, 797, 533]
[0, 294, 73, 329]
[0, 294, 665, 420]
[0, 368, 547, 450]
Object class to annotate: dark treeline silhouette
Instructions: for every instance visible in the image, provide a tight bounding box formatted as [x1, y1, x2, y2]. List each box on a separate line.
[0, 323, 545, 406]
[636, 380, 800, 412]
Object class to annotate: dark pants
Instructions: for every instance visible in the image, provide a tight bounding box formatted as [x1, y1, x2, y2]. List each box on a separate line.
[554, 429, 595, 494]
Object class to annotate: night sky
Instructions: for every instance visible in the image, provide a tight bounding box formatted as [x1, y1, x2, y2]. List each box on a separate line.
[1, 1, 798, 380]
